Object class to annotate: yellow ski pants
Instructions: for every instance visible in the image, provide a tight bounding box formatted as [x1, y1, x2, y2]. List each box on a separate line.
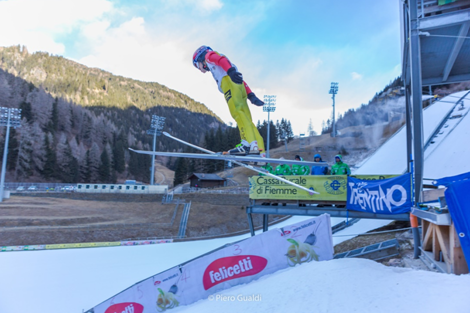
[221, 76, 265, 152]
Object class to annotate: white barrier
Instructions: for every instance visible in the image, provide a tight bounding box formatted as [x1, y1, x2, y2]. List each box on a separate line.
[2, 190, 10, 199]
[89, 214, 333, 313]
[76, 184, 168, 194]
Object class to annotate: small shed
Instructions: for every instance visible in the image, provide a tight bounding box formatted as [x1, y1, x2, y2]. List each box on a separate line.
[188, 173, 226, 189]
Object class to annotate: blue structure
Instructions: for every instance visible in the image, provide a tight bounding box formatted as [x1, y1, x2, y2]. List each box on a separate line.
[444, 175, 470, 268]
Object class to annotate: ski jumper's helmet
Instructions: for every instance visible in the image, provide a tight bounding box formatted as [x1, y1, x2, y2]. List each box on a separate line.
[193, 45, 212, 69]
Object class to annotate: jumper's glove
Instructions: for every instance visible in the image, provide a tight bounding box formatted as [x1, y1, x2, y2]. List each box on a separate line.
[227, 67, 243, 84]
[248, 92, 264, 106]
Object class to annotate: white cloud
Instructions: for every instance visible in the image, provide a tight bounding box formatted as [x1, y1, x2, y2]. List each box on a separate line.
[80, 20, 111, 41]
[0, 0, 113, 53]
[199, 0, 223, 12]
[351, 72, 363, 80]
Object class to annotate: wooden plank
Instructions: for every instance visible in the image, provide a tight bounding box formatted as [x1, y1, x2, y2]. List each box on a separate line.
[450, 222, 469, 275]
[433, 225, 441, 262]
[435, 225, 451, 273]
[422, 221, 434, 251]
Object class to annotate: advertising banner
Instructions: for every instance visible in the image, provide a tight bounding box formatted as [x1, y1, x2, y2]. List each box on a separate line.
[93, 266, 182, 313]
[249, 175, 348, 201]
[1, 245, 46, 252]
[90, 215, 333, 313]
[347, 174, 412, 214]
[45, 242, 121, 250]
[444, 178, 470, 268]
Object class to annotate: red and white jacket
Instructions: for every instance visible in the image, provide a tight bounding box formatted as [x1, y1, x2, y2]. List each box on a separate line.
[205, 51, 254, 95]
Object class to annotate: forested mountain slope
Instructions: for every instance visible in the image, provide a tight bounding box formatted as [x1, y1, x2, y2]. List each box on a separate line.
[0, 45, 225, 183]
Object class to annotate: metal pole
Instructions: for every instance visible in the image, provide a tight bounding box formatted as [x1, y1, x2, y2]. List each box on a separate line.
[410, 0, 424, 206]
[267, 109, 270, 158]
[263, 95, 276, 158]
[148, 115, 165, 185]
[282, 129, 288, 152]
[406, 87, 413, 173]
[329, 82, 338, 137]
[410, 0, 423, 258]
[150, 130, 156, 185]
[332, 94, 336, 137]
[0, 110, 11, 202]
[403, 1, 413, 174]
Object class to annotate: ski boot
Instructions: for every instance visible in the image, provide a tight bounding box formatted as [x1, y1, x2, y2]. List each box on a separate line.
[248, 141, 261, 155]
[223, 140, 251, 156]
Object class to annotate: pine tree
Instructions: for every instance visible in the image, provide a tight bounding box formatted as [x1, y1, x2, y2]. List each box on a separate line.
[15, 121, 33, 179]
[268, 120, 278, 149]
[0, 71, 12, 107]
[173, 157, 189, 186]
[128, 148, 151, 183]
[30, 122, 46, 173]
[286, 120, 294, 142]
[47, 97, 59, 133]
[87, 142, 101, 182]
[19, 101, 33, 122]
[27, 87, 52, 130]
[41, 133, 56, 179]
[6, 128, 19, 171]
[81, 150, 92, 182]
[257, 120, 267, 145]
[57, 98, 72, 132]
[214, 127, 225, 171]
[99, 148, 110, 182]
[307, 119, 316, 136]
[113, 132, 126, 173]
[55, 134, 71, 182]
[203, 129, 216, 173]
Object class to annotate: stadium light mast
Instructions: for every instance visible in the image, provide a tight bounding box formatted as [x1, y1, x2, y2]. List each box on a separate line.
[263, 95, 276, 158]
[0, 107, 21, 202]
[147, 115, 165, 185]
[329, 82, 339, 137]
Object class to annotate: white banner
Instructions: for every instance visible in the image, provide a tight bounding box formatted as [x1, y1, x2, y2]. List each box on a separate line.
[91, 214, 333, 313]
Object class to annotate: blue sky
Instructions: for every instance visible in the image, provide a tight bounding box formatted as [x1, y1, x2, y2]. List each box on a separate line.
[0, 0, 402, 135]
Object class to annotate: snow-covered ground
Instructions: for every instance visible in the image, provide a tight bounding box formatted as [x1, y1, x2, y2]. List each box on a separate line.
[172, 258, 470, 313]
[1, 92, 470, 313]
[354, 91, 470, 176]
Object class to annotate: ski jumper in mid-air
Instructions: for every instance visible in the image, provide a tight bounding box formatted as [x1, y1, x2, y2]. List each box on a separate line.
[192, 45, 266, 156]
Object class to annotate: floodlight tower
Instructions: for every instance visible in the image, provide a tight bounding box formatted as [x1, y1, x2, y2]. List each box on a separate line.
[147, 115, 165, 185]
[329, 82, 339, 137]
[0, 107, 22, 202]
[263, 95, 276, 158]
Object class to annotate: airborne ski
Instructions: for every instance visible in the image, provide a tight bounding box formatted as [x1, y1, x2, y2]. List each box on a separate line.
[128, 150, 325, 167]
[131, 132, 326, 167]
[129, 132, 319, 195]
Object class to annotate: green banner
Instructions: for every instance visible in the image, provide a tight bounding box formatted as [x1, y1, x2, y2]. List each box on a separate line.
[249, 175, 348, 201]
[438, 0, 459, 5]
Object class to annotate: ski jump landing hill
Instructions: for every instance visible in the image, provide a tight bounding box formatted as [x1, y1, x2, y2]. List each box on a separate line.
[354, 91, 470, 179]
